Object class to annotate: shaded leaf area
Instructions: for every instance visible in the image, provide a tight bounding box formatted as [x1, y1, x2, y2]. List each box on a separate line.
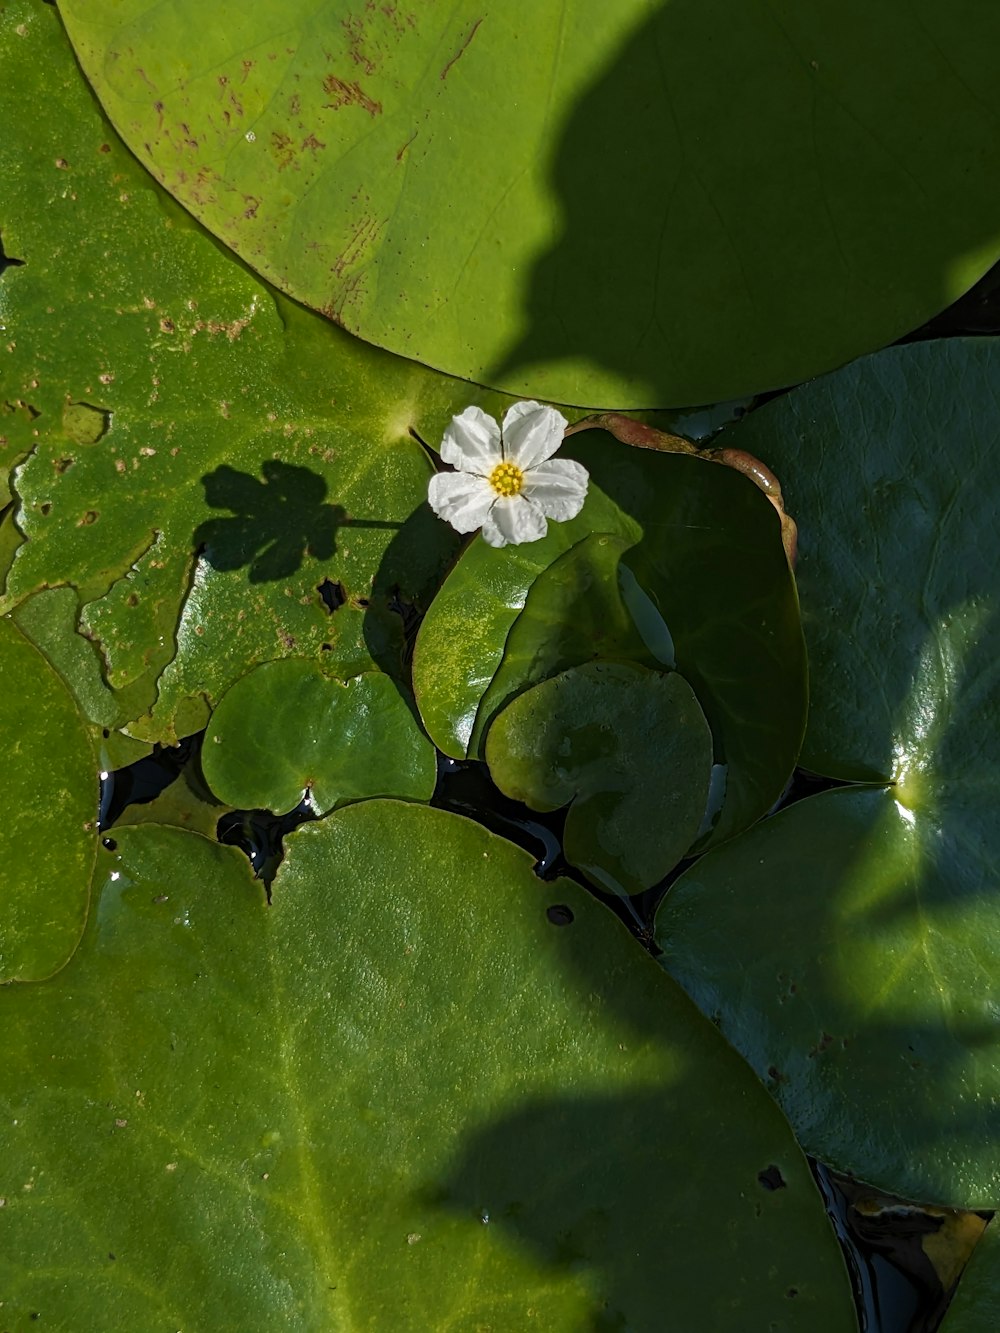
[412, 489, 638, 759]
[0, 617, 97, 982]
[415, 439, 806, 850]
[0, 808, 857, 1330]
[486, 662, 712, 897]
[720, 338, 1000, 784]
[61, 0, 1000, 407]
[469, 533, 674, 758]
[0, 0, 516, 747]
[656, 785, 1000, 1208]
[202, 660, 435, 815]
[939, 1221, 1000, 1333]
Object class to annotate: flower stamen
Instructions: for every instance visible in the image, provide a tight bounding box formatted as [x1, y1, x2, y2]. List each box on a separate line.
[489, 461, 524, 497]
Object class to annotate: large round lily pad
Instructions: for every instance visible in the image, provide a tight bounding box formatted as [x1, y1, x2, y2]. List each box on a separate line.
[0, 616, 97, 982]
[0, 807, 856, 1328]
[61, 0, 1000, 406]
[202, 660, 435, 814]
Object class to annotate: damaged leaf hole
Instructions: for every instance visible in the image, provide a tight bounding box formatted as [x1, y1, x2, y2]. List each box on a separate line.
[757, 1165, 787, 1191]
[318, 577, 346, 613]
[62, 401, 111, 445]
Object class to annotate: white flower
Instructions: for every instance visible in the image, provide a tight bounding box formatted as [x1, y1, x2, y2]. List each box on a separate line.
[428, 401, 589, 548]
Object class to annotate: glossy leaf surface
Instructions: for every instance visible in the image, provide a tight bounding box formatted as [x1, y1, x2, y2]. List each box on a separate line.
[203, 660, 435, 814]
[0, 808, 856, 1329]
[415, 436, 805, 846]
[487, 662, 713, 895]
[468, 532, 672, 758]
[654, 341, 1000, 1208]
[411, 490, 638, 758]
[0, 0, 513, 746]
[61, 0, 1000, 407]
[719, 338, 1000, 783]
[657, 782, 1000, 1207]
[0, 616, 97, 982]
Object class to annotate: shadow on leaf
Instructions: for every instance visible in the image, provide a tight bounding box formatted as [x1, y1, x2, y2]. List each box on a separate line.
[194, 460, 400, 583]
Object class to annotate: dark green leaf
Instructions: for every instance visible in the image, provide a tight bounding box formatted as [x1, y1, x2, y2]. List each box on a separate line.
[487, 662, 713, 895]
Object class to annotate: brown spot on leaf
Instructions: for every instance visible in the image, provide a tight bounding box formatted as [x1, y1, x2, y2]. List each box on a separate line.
[441, 18, 482, 81]
[302, 133, 326, 154]
[322, 74, 381, 117]
[78, 510, 98, 526]
[270, 130, 296, 170]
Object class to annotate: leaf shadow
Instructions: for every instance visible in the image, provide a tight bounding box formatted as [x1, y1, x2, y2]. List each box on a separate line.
[492, 2, 1000, 407]
[427, 883, 853, 1328]
[194, 460, 400, 584]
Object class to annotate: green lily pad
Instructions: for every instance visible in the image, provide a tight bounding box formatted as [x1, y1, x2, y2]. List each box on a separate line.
[487, 662, 713, 896]
[568, 437, 806, 846]
[656, 779, 1000, 1207]
[715, 338, 1000, 784]
[939, 1221, 1000, 1333]
[411, 490, 638, 759]
[202, 660, 435, 814]
[61, 0, 1000, 406]
[0, 0, 516, 746]
[414, 436, 805, 847]
[0, 808, 856, 1328]
[0, 615, 97, 982]
[655, 347, 1000, 1206]
[468, 532, 673, 758]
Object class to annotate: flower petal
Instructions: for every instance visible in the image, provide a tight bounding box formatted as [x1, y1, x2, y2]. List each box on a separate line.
[428, 471, 496, 533]
[501, 401, 569, 470]
[480, 494, 548, 547]
[520, 458, 589, 521]
[440, 406, 502, 475]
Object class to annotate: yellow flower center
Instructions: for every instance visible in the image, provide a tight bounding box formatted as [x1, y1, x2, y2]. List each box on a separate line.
[489, 461, 524, 497]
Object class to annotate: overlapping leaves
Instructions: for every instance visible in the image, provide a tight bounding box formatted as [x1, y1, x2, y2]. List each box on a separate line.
[656, 340, 1000, 1207]
[61, 0, 1000, 406]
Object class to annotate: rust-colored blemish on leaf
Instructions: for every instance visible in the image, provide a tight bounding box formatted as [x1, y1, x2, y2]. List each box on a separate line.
[302, 133, 326, 154]
[322, 73, 382, 117]
[396, 131, 417, 162]
[289, 93, 301, 116]
[270, 130, 296, 170]
[565, 411, 798, 567]
[440, 17, 482, 81]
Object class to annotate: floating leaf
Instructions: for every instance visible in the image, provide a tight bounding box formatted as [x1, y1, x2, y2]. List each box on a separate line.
[202, 661, 435, 814]
[61, 0, 1000, 406]
[411, 490, 638, 758]
[0, 616, 97, 982]
[568, 435, 806, 846]
[469, 532, 672, 757]
[487, 662, 712, 895]
[717, 338, 1000, 783]
[939, 1220, 1000, 1333]
[0, 0, 514, 745]
[0, 808, 856, 1328]
[654, 347, 1000, 1201]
